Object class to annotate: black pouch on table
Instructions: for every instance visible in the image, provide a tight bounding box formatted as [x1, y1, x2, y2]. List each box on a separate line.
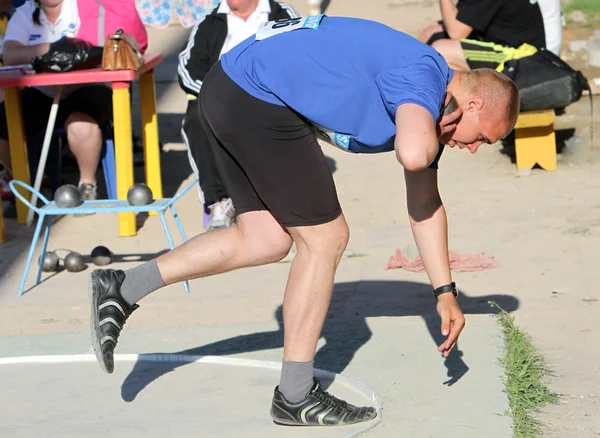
[31, 37, 104, 73]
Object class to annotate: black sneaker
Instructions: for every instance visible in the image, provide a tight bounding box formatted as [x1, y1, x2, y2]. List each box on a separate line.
[271, 379, 377, 426]
[89, 269, 138, 374]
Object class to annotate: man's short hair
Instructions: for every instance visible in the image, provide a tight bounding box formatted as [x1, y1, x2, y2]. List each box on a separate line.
[466, 69, 520, 132]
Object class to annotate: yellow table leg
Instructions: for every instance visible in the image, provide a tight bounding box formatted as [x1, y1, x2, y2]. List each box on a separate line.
[139, 71, 163, 217]
[515, 124, 557, 171]
[112, 83, 136, 236]
[4, 87, 30, 224]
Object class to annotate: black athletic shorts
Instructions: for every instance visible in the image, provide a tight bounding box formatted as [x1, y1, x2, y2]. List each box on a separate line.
[459, 40, 512, 70]
[198, 62, 341, 228]
[0, 85, 112, 142]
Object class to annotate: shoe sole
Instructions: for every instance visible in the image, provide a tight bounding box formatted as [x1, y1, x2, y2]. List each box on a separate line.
[271, 411, 378, 427]
[272, 418, 377, 427]
[89, 270, 113, 374]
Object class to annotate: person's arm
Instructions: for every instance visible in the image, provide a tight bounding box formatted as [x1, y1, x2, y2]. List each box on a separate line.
[439, 0, 472, 40]
[404, 168, 465, 357]
[2, 9, 49, 65]
[405, 169, 451, 288]
[394, 93, 461, 171]
[2, 40, 49, 65]
[177, 19, 214, 97]
[394, 104, 441, 171]
[454, 0, 504, 37]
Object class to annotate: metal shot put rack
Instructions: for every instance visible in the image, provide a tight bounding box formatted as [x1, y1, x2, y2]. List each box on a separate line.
[9, 179, 198, 296]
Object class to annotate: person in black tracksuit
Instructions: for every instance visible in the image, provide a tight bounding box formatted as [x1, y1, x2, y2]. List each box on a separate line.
[178, 0, 298, 230]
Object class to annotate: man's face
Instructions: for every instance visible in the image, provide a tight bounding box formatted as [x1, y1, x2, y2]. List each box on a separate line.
[227, 0, 258, 11]
[447, 97, 511, 154]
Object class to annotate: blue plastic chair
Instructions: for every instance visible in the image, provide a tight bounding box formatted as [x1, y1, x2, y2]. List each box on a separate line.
[9, 178, 198, 296]
[102, 137, 117, 199]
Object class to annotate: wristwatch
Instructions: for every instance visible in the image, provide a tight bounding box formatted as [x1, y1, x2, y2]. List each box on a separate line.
[433, 282, 458, 300]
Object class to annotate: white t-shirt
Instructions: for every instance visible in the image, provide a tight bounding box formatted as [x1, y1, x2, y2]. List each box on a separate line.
[218, 0, 271, 58]
[5, 0, 79, 46]
[4, 0, 81, 96]
[537, 0, 562, 56]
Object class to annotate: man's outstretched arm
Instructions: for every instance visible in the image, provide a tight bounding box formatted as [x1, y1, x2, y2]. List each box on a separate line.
[404, 168, 465, 357]
[404, 168, 450, 288]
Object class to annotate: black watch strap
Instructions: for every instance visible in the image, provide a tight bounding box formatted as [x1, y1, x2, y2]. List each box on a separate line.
[433, 282, 458, 300]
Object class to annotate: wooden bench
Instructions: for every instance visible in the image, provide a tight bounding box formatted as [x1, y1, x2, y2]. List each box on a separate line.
[514, 109, 556, 171]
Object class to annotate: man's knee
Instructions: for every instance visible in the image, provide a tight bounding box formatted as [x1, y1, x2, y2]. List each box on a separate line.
[329, 219, 350, 256]
[292, 215, 350, 257]
[431, 39, 454, 54]
[238, 212, 294, 264]
[66, 113, 100, 141]
[247, 229, 293, 264]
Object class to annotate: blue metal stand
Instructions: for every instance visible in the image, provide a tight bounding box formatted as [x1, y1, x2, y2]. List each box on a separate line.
[10, 179, 198, 296]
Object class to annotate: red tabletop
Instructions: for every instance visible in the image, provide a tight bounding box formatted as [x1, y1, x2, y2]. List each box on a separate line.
[0, 53, 163, 88]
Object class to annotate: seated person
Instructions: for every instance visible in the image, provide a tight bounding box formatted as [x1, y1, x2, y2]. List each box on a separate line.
[178, 0, 298, 231]
[420, 0, 546, 71]
[0, 0, 112, 201]
[538, 0, 563, 56]
[0, 0, 14, 68]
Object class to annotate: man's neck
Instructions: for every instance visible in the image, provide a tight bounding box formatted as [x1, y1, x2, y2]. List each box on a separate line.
[447, 70, 466, 104]
[230, 0, 260, 21]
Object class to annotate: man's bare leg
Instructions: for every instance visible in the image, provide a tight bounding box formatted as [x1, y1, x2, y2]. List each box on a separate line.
[431, 39, 471, 70]
[275, 214, 349, 402]
[120, 210, 293, 305]
[282, 213, 349, 361]
[65, 113, 103, 185]
[270, 213, 377, 425]
[90, 210, 293, 373]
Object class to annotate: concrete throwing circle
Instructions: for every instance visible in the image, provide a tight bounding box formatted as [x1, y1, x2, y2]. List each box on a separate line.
[0, 354, 381, 438]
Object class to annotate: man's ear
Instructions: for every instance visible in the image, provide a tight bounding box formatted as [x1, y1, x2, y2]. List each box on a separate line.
[466, 95, 484, 112]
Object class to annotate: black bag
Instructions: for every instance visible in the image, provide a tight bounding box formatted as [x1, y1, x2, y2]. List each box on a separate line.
[31, 37, 103, 73]
[502, 48, 590, 112]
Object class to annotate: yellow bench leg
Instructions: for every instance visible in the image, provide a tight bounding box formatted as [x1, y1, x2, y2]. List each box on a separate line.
[112, 84, 136, 237]
[139, 71, 163, 217]
[5, 87, 31, 224]
[515, 124, 557, 171]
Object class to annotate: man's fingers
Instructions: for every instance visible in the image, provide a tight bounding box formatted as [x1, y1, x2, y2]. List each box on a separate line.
[441, 107, 462, 125]
[440, 310, 450, 337]
[441, 316, 466, 357]
[441, 122, 457, 135]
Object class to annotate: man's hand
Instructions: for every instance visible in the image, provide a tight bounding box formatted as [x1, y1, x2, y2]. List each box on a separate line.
[436, 293, 465, 357]
[437, 92, 461, 145]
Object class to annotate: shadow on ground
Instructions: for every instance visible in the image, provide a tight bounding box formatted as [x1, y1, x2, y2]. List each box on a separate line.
[121, 280, 519, 402]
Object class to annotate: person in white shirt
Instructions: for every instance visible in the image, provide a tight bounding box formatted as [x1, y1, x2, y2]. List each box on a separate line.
[537, 0, 563, 56]
[178, 0, 298, 231]
[0, 0, 112, 202]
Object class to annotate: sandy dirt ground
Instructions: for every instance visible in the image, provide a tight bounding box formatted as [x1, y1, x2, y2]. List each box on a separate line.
[1, 0, 600, 436]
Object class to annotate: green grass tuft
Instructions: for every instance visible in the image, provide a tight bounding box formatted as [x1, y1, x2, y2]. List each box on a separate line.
[563, 0, 600, 16]
[489, 302, 559, 437]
